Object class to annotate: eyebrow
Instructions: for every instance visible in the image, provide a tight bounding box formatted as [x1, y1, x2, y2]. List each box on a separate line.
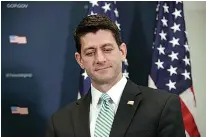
[83, 47, 95, 53]
[101, 43, 113, 48]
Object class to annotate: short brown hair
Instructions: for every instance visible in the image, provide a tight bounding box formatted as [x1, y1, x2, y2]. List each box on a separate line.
[74, 14, 122, 53]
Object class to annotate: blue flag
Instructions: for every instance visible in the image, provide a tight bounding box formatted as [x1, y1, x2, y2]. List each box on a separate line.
[78, 1, 129, 97]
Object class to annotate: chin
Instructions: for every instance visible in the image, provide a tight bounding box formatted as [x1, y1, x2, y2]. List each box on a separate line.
[94, 76, 113, 83]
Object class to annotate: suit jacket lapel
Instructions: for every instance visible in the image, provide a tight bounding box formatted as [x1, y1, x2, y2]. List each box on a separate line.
[72, 91, 91, 137]
[110, 80, 143, 137]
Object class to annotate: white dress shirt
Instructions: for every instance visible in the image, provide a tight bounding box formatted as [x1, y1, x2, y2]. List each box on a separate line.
[89, 76, 127, 137]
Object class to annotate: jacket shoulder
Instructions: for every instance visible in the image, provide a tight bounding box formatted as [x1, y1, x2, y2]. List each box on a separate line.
[52, 96, 85, 119]
[125, 80, 179, 104]
[136, 84, 179, 106]
[138, 85, 175, 97]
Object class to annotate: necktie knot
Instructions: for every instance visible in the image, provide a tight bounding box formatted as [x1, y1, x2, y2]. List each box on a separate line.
[100, 93, 111, 102]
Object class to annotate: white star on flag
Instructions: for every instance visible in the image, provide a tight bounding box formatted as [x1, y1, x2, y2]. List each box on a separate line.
[114, 8, 119, 17]
[124, 59, 128, 66]
[172, 8, 182, 19]
[161, 16, 168, 27]
[183, 56, 190, 66]
[184, 31, 188, 36]
[157, 44, 165, 55]
[184, 43, 190, 51]
[168, 51, 179, 61]
[169, 37, 180, 47]
[89, 11, 97, 16]
[166, 80, 176, 90]
[156, 3, 160, 12]
[167, 65, 177, 76]
[163, 3, 169, 13]
[90, 1, 99, 7]
[155, 59, 164, 69]
[123, 69, 129, 78]
[176, 1, 182, 4]
[156, 14, 159, 21]
[181, 69, 191, 80]
[159, 30, 167, 40]
[82, 70, 88, 80]
[170, 22, 181, 33]
[101, 2, 111, 13]
[115, 21, 121, 30]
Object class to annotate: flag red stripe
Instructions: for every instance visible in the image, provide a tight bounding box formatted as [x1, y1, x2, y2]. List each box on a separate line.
[180, 98, 200, 137]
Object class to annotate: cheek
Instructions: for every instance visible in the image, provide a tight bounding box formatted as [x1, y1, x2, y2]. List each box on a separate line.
[82, 60, 94, 69]
[112, 51, 124, 59]
[110, 57, 122, 67]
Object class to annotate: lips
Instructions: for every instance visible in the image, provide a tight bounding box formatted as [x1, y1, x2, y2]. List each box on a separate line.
[95, 67, 110, 71]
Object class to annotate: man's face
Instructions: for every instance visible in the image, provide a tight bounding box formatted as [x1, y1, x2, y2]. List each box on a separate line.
[75, 29, 127, 84]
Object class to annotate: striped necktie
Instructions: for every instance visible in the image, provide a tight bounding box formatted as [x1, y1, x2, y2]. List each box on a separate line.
[94, 93, 115, 137]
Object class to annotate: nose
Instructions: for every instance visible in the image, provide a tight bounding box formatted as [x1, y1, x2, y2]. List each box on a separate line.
[95, 50, 106, 63]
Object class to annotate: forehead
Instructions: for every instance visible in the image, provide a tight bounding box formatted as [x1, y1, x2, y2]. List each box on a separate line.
[80, 29, 116, 49]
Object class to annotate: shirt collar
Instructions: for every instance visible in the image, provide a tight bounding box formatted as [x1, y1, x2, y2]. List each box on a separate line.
[91, 75, 127, 108]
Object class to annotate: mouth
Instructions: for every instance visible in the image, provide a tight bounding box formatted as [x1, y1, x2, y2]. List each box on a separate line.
[95, 66, 111, 71]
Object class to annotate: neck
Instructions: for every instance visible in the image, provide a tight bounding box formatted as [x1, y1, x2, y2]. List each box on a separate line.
[92, 73, 123, 93]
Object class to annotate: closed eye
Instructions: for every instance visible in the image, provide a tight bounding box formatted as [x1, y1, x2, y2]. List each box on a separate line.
[103, 48, 113, 52]
[85, 52, 95, 56]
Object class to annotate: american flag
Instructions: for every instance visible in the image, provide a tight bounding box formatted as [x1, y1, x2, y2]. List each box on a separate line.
[9, 35, 27, 44]
[11, 106, 29, 115]
[148, 1, 200, 137]
[78, 1, 129, 98]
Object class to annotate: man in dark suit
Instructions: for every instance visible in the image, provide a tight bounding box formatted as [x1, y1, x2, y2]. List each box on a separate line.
[45, 15, 186, 137]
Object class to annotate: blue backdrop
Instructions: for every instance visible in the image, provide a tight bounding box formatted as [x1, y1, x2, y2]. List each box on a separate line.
[2, 1, 156, 137]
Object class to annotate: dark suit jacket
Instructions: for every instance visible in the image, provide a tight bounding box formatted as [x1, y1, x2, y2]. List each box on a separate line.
[45, 80, 186, 137]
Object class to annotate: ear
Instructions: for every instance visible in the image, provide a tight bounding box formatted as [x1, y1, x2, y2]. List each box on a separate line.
[119, 43, 127, 61]
[75, 52, 84, 69]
